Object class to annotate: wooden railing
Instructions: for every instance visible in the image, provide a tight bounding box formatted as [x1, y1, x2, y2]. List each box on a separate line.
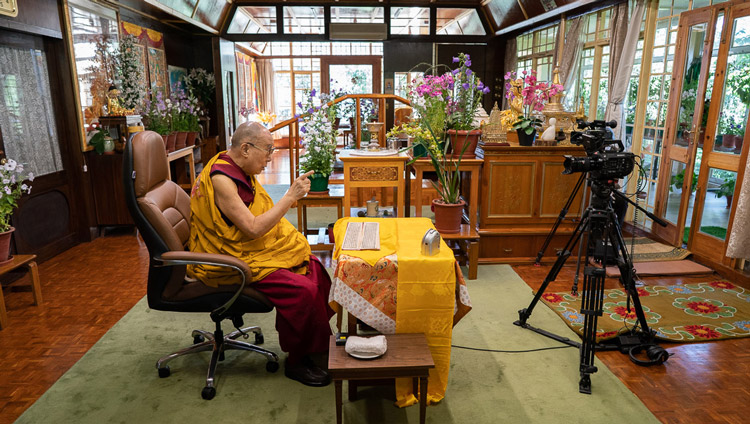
[269, 93, 411, 185]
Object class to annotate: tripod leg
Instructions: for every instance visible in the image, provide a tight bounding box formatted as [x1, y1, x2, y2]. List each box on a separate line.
[534, 173, 587, 265]
[608, 216, 653, 338]
[578, 233, 607, 394]
[517, 210, 589, 326]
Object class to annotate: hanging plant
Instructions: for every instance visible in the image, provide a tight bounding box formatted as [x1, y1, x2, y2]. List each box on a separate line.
[117, 35, 143, 110]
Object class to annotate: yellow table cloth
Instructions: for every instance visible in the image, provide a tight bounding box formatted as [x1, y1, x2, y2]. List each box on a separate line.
[330, 217, 472, 406]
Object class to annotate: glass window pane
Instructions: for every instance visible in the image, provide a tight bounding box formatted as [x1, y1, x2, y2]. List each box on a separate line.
[390, 7, 429, 35]
[696, 168, 736, 241]
[228, 6, 277, 34]
[270, 42, 290, 56]
[311, 42, 330, 56]
[331, 7, 384, 23]
[663, 160, 687, 225]
[283, 6, 324, 34]
[712, 16, 750, 157]
[0, 46, 64, 176]
[436, 8, 485, 36]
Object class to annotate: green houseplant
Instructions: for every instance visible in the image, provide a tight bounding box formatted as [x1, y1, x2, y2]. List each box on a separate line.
[716, 175, 736, 209]
[670, 168, 698, 193]
[0, 158, 33, 265]
[297, 89, 337, 192]
[88, 126, 114, 155]
[445, 53, 490, 158]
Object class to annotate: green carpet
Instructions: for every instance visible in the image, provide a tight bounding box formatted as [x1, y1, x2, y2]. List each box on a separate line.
[683, 226, 727, 244]
[16, 265, 658, 424]
[542, 280, 750, 342]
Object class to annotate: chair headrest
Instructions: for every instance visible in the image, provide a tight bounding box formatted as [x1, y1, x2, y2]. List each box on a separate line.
[132, 131, 169, 197]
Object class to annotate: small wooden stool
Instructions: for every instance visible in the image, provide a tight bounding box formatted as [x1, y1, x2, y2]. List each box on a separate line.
[328, 333, 434, 424]
[0, 254, 43, 330]
[296, 187, 344, 251]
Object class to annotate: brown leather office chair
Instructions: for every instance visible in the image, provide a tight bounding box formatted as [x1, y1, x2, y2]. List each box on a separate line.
[123, 131, 279, 400]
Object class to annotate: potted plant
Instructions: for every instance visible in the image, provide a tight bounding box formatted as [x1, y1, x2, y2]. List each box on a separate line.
[298, 89, 337, 193]
[716, 175, 736, 209]
[504, 70, 564, 146]
[0, 158, 33, 265]
[445, 53, 490, 159]
[670, 168, 698, 193]
[88, 126, 115, 155]
[143, 91, 172, 151]
[116, 34, 143, 111]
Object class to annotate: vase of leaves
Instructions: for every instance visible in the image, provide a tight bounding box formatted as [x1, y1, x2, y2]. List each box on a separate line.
[0, 158, 33, 265]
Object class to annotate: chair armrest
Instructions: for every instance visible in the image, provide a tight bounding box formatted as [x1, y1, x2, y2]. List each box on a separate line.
[157, 251, 252, 321]
[158, 251, 252, 280]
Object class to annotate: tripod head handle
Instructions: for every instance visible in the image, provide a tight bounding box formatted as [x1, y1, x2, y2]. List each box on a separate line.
[612, 190, 668, 227]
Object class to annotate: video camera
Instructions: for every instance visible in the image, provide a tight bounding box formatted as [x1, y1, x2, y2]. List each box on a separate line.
[563, 119, 635, 180]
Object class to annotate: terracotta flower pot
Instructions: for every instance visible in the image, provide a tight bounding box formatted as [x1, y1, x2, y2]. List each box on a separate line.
[0, 227, 15, 266]
[431, 199, 465, 234]
[166, 133, 177, 153]
[175, 131, 188, 150]
[161, 134, 169, 151]
[447, 129, 481, 159]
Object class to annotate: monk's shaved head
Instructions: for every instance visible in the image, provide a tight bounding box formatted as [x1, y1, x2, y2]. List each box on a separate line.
[230, 122, 271, 150]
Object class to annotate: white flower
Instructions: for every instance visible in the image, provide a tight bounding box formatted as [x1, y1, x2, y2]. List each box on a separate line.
[21, 184, 28, 191]
[28, 172, 34, 182]
[2, 179, 8, 184]
[4, 159, 16, 171]
[4, 187, 10, 195]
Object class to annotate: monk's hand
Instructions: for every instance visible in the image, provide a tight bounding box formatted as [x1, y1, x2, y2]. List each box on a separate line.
[288, 171, 314, 200]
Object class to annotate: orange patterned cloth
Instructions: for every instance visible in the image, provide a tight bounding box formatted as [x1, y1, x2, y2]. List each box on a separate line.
[330, 217, 472, 406]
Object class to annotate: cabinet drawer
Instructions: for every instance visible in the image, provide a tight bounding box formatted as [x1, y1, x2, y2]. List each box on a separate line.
[494, 236, 537, 258]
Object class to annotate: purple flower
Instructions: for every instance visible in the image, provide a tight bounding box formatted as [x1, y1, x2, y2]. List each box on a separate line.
[462, 83, 470, 90]
[310, 89, 317, 97]
[301, 126, 307, 133]
[297, 102, 303, 108]
[307, 108, 314, 114]
[465, 59, 471, 67]
[477, 82, 484, 90]
[452, 69, 459, 75]
[482, 87, 490, 94]
[452, 56, 460, 63]
[464, 54, 471, 61]
[466, 69, 472, 77]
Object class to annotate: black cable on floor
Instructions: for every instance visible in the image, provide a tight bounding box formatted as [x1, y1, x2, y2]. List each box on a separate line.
[451, 344, 576, 353]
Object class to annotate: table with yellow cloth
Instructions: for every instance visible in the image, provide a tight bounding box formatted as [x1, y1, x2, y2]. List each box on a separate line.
[330, 217, 472, 407]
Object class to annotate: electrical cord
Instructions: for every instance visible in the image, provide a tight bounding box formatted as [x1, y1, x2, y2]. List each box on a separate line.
[451, 344, 576, 353]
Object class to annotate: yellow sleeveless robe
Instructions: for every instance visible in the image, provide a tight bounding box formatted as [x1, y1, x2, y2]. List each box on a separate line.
[187, 153, 311, 287]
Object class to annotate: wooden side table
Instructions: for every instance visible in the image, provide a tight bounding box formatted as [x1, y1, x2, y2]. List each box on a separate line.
[0, 254, 43, 330]
[296, 186, 344, 251]
[328, 333, 435, 424]
[167, 146, 196, 190]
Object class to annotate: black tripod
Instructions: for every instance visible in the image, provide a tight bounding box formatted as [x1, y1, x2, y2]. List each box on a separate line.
[514, 177, 667, 394]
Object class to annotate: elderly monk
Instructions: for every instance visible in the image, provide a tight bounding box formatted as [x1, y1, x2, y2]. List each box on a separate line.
[188, 122, 334, 387]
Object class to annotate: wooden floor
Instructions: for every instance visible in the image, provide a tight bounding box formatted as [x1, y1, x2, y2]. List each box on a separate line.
[0, 149, 748, 423]
[513, 263, 750, 424]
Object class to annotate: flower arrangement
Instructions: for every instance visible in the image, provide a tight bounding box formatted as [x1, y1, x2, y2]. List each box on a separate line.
[117, 35, 143, 110]
[718, 113, 745, 137]
[143, 90, 170, 135]
[297, 89, 337, 177]
[446, 53, 490, 131]
[0, 158, 33, 232]
[256, 111, 276, 127]
[168, 86, 202, 132]
[504, 69, 564, 135]
[410, 73, 451, 143]
[184, 68, 216, 107]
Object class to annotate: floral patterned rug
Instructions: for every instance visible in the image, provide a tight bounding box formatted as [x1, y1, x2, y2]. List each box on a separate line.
[540, 280, 750, 342]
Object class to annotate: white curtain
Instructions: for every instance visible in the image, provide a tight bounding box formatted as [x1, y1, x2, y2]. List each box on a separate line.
[605, 0, 646, 141]
[256, 59, 281, 137]
[727, 155, 750, 259]
[559, 17, 584, 111]
[0, 45, 63, 177]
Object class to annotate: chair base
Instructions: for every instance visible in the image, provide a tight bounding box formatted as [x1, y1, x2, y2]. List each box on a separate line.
[156, 323, 280, 399]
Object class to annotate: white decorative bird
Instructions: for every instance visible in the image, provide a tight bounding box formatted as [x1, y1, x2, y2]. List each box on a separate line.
[540, 117, 557, 142]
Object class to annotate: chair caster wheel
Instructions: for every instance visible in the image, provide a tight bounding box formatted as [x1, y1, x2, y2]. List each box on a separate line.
[158, 366, 170, 378]
[266, 361, 279, 373]
[255, 333, 264, 345]
[201, 386, 216, 400]
[193, 335, 204, 344]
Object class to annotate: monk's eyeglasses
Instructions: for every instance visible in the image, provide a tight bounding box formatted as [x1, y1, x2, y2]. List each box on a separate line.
[245, 142, 275, 156]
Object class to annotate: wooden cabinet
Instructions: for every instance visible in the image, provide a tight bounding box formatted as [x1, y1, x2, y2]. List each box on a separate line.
[87, 152, 133, 227]
[479, 145, 586, 263]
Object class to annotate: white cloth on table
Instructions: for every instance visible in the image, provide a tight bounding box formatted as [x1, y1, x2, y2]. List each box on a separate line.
[345, 335, 388, 357]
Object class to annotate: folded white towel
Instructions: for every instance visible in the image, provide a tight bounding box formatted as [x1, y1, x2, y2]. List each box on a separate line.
[345, 335, 387, 357]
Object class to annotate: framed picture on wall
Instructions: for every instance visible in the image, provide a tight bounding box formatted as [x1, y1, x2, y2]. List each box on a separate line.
[147, 47, 168, 94]
[168, 65, 187, 92]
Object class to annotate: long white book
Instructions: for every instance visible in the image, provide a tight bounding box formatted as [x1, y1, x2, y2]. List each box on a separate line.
[341, 222, 380, 250]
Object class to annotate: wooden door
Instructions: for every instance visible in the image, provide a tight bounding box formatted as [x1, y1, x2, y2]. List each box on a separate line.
[653, 8, 715, 245]
[0, 31, 83, 261]
[688, 2, 750, 263]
